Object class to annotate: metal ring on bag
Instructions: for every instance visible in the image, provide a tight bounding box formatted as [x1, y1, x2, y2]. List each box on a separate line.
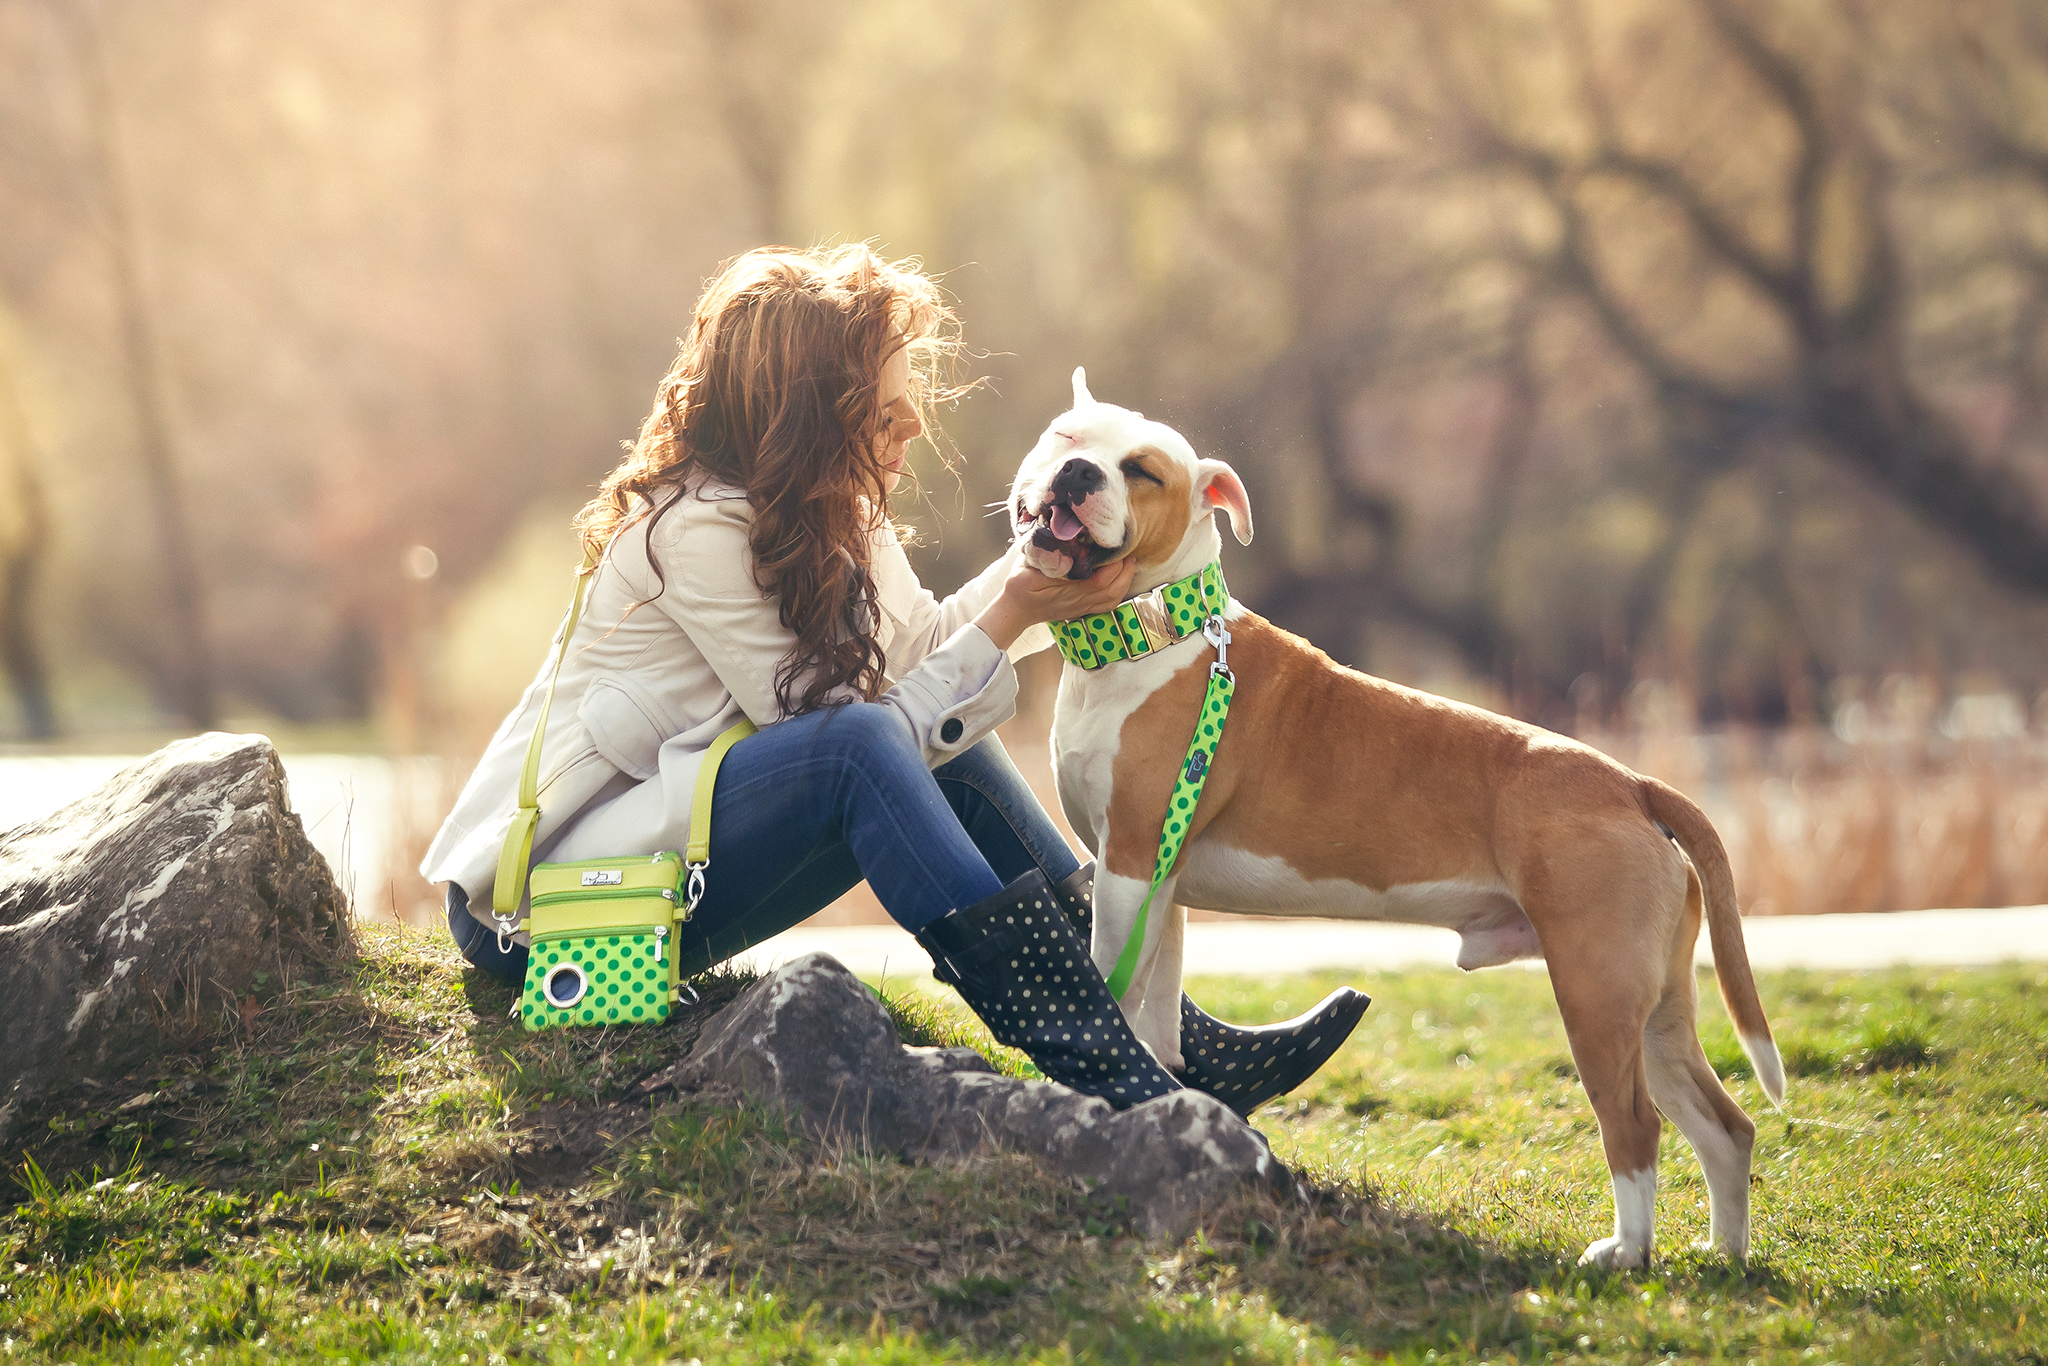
[542, 962, 589, 1010]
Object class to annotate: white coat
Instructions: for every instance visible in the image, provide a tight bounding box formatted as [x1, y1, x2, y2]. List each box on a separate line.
[419, 479, 1051, 940]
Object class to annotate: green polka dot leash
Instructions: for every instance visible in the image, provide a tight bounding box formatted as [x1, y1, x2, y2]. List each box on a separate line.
[1051, 564, 1236, 1003]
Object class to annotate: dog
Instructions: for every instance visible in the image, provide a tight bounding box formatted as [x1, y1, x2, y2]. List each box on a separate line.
[1008, 368, 1786, 1268]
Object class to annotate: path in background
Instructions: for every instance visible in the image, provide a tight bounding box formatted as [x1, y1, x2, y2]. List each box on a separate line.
[729, 904, 2048, 982]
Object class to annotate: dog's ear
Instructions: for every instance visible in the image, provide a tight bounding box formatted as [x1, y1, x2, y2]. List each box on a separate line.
[1197, 460, 1253, 545]
[1071, 367, 1094, 409]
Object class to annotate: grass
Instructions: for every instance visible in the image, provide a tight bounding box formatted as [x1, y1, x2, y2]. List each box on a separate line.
[1, 926, 2043, 1363]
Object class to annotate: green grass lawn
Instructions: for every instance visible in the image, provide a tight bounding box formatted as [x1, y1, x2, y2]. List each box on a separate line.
[1, 926, 2043, 1363]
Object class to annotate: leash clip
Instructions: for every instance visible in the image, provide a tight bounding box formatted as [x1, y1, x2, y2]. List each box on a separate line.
[492, 912, 520, 955]
[1202, 616, 1233, 681]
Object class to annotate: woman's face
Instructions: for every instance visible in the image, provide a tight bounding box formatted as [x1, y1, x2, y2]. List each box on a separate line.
[876, 343, 923, 494]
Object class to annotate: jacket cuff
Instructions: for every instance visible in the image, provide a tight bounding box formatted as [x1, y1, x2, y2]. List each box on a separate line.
[1006, 620, 1056, 662]
[892, 623, 1019, 766]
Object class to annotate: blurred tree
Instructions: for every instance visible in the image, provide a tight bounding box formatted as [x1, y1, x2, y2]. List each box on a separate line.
[1441, 0, 2045, 569]
[685, 0, 850, 241]
[0, 340, 54, 738]
[1401, 0, 2048, 715]
[56, 0, 215, 729]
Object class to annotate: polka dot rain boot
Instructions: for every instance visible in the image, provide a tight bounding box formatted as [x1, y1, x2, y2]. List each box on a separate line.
[1050, 862, 1371, 1116]
[915, 869, 1182, 1110]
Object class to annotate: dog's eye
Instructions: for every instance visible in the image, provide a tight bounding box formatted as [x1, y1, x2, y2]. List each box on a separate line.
[1119, 458, 1162, 485]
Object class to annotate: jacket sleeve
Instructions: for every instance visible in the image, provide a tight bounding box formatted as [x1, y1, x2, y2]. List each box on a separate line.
[637, 496, 1020, 768]
[871, 531, 1056, 669]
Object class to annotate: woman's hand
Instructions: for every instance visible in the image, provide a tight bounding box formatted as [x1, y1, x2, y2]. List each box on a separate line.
[974, 556, 1139, 651]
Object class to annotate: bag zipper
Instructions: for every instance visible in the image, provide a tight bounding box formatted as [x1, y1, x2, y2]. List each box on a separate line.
[532, 922, 671, 946]
[539, 853, 681, 871]
[530, 885, 679, 909]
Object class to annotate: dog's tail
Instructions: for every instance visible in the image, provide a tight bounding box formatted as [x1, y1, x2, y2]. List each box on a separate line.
[1643, 778, 1786, 1107]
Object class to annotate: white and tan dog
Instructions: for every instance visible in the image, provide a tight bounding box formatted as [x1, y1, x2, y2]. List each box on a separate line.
[1011, 369, 1786, 1269]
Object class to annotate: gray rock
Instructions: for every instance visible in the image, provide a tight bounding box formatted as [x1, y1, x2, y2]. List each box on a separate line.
[0, 733, 349, 1141]
[652, 952, 1297, 1238]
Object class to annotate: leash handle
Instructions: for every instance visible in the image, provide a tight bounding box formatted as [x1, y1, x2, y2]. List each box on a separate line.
[1105, 615, 1237, 1001]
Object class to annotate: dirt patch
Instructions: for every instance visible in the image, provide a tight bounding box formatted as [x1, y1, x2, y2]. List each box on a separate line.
[510, 1100, 651, 1190]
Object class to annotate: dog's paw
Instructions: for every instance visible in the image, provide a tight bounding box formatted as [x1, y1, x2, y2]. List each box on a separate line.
[1691, 1236, 1748, 1262]
[1576, 1236, 1649, 1270]
[1140, 1041, 1186, 1074]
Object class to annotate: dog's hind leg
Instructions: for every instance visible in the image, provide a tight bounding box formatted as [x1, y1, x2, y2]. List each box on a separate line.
[1645, 1010, 1756, 1258]
[1534, 871, 1670, 1268]
[1643, 867, 1758, 1259]
[1560, 1014, 1661, 1269]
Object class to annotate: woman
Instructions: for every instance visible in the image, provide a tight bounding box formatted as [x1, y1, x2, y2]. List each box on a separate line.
[422, 245, 1358, 1112]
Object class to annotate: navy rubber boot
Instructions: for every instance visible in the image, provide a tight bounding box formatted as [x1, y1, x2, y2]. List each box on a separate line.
[1050, 862, 1370, 1116]
[916, 869, 1181, 1110]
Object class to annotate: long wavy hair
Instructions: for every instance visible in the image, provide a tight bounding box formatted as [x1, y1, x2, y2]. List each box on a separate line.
[576, 245, 964, 716]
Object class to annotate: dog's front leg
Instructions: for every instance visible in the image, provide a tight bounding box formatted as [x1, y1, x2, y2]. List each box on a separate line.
[1129, 900, 1186, 1073]
[1089, 869, 1186, 1072]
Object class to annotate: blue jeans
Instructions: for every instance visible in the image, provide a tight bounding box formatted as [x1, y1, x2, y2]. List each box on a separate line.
[447, 704, 1083, 985]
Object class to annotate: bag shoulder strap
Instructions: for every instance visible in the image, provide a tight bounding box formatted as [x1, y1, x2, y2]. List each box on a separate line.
[489, 547, 761, 934]
[491, 550, 601, 927]
[680, 714, 756, 914]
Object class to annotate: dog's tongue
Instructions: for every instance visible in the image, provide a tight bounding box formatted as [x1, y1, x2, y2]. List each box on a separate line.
[1049, 503, 1085, 541]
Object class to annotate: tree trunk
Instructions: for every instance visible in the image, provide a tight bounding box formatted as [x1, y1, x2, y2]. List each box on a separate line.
[64, 1, 215, 729]
[0, 345, 56, 739]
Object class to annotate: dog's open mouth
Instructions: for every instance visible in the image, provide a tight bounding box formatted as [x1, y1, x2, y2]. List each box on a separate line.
[1019, 495, 1104, 579]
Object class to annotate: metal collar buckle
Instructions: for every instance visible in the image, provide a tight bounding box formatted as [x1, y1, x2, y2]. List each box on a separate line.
[1127, 586, 1178, 653]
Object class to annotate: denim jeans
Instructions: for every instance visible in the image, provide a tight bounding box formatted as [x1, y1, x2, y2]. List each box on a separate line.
[447, 703, 1082, 986]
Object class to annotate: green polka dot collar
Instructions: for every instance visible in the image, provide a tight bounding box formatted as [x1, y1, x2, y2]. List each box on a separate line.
[1050, 561, 1229, 671]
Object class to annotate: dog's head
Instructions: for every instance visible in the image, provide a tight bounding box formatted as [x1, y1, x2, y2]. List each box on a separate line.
[1010, 368, 1252, 581]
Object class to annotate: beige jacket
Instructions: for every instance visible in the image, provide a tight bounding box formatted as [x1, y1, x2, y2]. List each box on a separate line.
[420, 481, 1051, 932]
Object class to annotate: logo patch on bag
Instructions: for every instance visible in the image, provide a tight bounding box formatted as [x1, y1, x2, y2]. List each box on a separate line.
[580, 869, 625, 887]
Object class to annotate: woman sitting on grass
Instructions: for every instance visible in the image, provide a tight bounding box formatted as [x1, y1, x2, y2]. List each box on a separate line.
[421, 244, 1358, 1110]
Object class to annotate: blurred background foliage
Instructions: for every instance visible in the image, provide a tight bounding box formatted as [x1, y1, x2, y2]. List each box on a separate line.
[2, 0, 2047, 917]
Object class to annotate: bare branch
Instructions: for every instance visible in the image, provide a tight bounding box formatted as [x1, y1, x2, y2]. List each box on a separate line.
[1694, 0, 1830, 285]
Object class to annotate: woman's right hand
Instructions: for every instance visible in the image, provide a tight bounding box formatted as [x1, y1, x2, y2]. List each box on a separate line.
[974, 555, 1138, 651]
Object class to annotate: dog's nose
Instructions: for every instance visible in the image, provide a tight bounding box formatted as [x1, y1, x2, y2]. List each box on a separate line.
[1048, 458, 1106, 497]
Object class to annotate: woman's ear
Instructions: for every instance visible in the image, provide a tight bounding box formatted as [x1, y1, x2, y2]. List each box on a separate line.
[1197, 460, 1254, 545]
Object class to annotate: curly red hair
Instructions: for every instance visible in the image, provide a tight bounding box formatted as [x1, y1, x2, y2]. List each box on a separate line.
[576, 245, 964, 715]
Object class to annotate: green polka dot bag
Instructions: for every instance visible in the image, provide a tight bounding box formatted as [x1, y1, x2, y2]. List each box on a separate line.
[506, 715, 754, 1031]
[518, 854, 686, 1030]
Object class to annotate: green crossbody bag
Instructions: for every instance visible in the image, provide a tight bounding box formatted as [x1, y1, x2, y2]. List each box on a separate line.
[488, 552, 755, 1032]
